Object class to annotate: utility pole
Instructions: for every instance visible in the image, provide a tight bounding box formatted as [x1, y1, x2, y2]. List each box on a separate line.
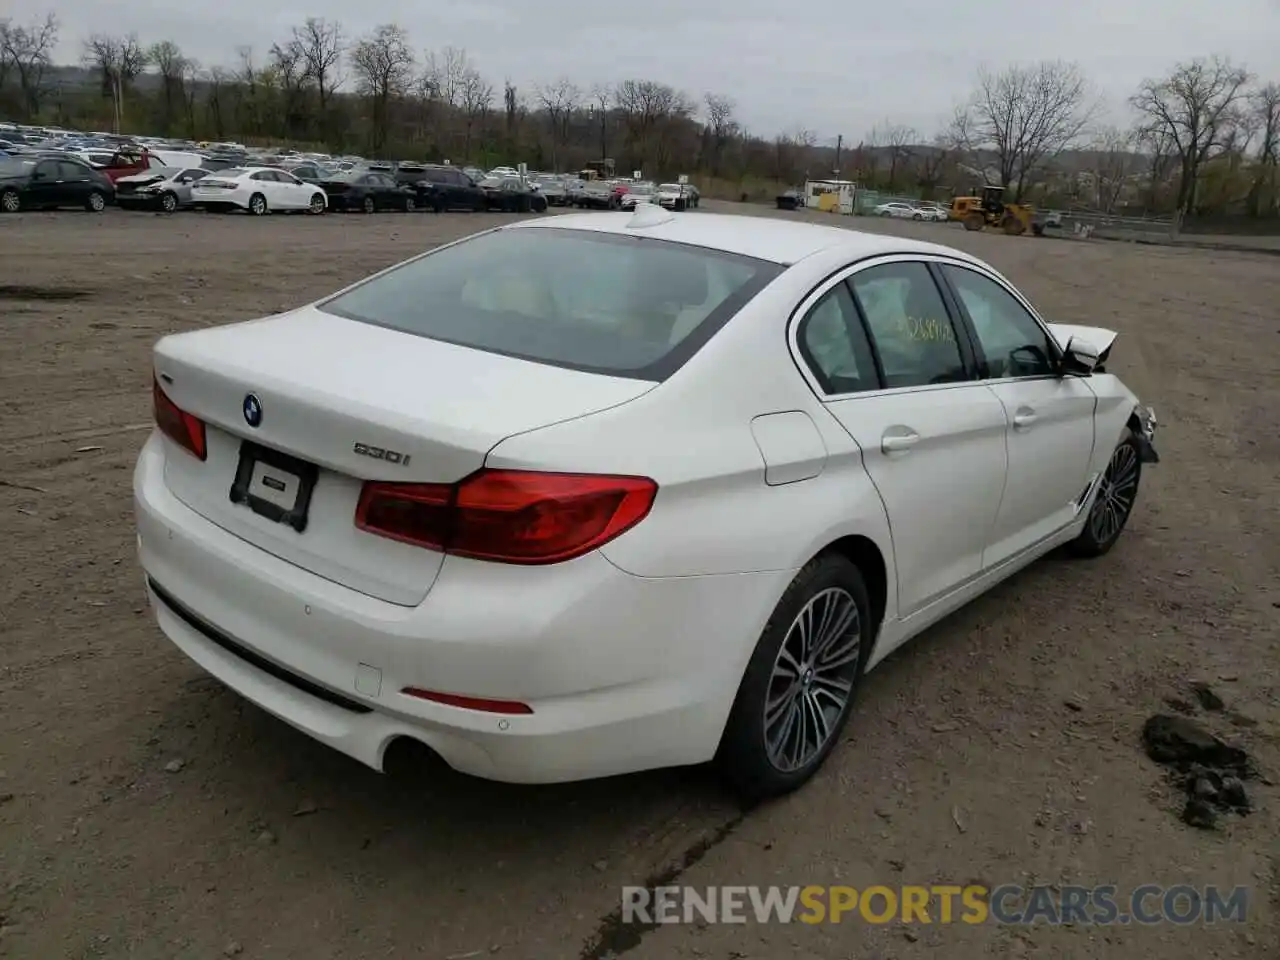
[834, 134, 843, 176]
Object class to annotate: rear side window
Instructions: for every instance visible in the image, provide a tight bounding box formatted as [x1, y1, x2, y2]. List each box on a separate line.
[319, 227, 783, 379]
[796, 283, 877, 394]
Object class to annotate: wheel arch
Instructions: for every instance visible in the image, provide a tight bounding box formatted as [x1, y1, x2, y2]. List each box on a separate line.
[814, 534, 888, 640]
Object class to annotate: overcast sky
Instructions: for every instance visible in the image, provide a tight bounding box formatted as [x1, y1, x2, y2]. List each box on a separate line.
[8, 0, 1278, 139]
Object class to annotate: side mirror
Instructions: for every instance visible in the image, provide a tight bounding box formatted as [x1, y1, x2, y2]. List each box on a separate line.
[1061, 336, 1099, 375]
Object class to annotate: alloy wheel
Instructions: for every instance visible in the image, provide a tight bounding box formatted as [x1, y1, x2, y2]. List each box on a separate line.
[1088, 442, 1139, 544]
[1, 191, 18, 213]
[763, 587, 862, 772]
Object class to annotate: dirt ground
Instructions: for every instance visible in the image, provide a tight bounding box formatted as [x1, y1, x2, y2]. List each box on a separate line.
[0, 202, 1277, 960]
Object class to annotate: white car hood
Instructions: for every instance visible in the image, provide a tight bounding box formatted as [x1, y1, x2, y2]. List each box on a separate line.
[1046, 323, 1118, 354]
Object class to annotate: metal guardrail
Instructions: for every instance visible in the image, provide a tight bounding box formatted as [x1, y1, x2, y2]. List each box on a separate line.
[1046, 210, 1179, 242]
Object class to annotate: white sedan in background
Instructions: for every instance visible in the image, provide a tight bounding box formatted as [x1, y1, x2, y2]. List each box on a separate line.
[874, 201, 926, 219]
[135, 209, 1158, 800]
[190, 166, 327, 215]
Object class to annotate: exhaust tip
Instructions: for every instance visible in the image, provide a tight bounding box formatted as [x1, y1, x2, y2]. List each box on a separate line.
[381, 735, 452, 780]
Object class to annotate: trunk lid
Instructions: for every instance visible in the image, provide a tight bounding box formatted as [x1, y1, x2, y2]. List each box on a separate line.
[153, 306, 656, 605]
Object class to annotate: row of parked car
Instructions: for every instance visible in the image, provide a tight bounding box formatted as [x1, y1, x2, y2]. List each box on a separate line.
[0, 124, 708, 217]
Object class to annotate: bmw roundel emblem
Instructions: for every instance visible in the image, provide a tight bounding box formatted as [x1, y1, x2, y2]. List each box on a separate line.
[243, 393, 263, 428]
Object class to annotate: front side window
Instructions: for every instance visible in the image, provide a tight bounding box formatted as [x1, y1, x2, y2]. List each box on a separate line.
[849, 262, 967, 389]
[319, 227, 782, 379]
[940, 265, 1056, 378]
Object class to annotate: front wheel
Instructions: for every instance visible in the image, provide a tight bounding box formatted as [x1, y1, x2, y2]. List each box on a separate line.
[1068, 432, 1142, 558]
[0, 189, 19, 213]
[308, 193, 326, 215]
[403, 196, 415, 212]
[86, 190, 107, 213]
[160, 191, 178, 213]
[362, 195, 376, 214]
[248, 193, 267, 216]
[716, 554, 872, 801]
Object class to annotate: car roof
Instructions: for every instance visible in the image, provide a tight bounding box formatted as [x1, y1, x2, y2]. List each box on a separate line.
[511, 212, 975, 266]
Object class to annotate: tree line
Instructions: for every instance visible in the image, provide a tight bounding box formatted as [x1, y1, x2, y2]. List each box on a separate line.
[1, 13, 1277, 223]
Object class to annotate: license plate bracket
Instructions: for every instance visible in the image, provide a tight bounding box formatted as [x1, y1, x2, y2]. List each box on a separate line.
[229, 440, 318, 533]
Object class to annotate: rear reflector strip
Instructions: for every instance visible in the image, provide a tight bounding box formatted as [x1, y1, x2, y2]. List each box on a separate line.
[401, 687, 533, 715]
[147, 577, 373, 715]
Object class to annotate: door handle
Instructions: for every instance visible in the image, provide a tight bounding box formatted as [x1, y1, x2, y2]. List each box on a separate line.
[881, 430, 920, 453]
[1013, 408, 1038, 429]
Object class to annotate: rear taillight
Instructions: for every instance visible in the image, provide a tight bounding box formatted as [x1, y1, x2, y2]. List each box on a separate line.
[153, 378, 207, 460]
[355, 469, 657, 565]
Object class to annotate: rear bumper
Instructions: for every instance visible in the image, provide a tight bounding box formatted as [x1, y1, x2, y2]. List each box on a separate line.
[133, 433, 787, 783]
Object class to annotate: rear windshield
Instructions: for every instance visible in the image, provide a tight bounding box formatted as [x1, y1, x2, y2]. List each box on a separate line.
[318, 227, 783, 380]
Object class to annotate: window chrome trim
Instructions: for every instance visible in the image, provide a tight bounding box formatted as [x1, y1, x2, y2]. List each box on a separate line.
[786, 252, 1066, 401]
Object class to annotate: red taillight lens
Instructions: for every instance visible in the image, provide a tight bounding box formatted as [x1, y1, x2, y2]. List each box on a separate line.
[401, 687, 533, 714]
[355, 469, 657, 565]
[152, 378, 207, 461]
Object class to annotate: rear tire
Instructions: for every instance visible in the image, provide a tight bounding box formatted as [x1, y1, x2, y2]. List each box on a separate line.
[1068, 431, 1142, 558]
[248, 193, 267, 216]
[403, 196, 415, 212]
[963, 213, 984, 231]
[0, 189, 19, 213]
[715, 554, 872, 802]
[362, 195, 376, 214]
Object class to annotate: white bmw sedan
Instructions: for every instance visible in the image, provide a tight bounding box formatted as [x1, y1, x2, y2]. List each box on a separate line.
[135, 208, 1158, 799]
[189, 166, 327, 215]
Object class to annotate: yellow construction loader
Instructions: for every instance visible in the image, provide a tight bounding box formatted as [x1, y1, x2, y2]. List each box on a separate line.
[949, 185, 1035, 235]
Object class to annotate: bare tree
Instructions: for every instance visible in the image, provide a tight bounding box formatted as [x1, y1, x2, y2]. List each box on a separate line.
[914, 133, 953, 194]
[502, 79, 526, 151]
[459, 67, 493, 160]
[536, 77, 580, 169]
[422, 46, 470, 109]
[1133, 124, 1176, 212]
[203, 66, 228, 139]
[589, 83, 611, 161]
[83, 33, 149, 133]
[0, 20, 12, 93]
[350, 24, 415, 153]
[872, 121, 917, 190]
[294, 18, 343, 113]
[268, 37, 309, 139]
[147, 40, 188, 133]
[1131, 56, 1251, 215]
[1088, 126, 1138, 213]
[615, 79, 690, 168]
[2, 14, 59, 122]
[952, 60, 1095, 201]
[704, 93, 737, 175]
[1247, 82, 1280, 216]
[180, 57, 201, 137]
